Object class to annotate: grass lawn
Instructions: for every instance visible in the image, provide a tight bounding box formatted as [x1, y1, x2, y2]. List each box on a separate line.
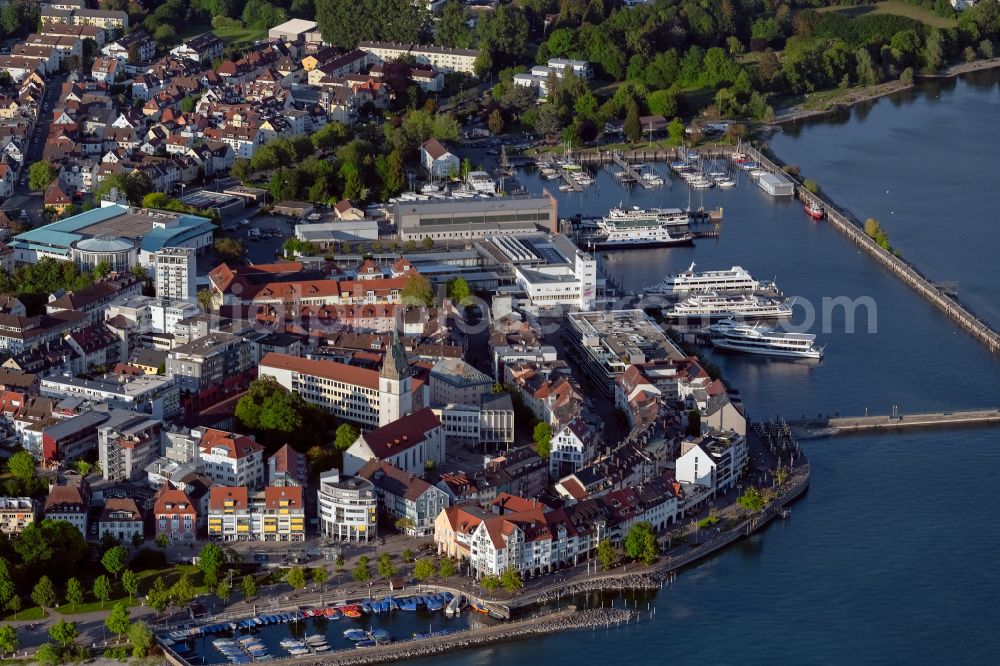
[179, 23, 212, 40]
[59, 565, 217, 616]
[213, 25, 268, 49]
[177, 23, 267, 51]
[818, 0, 957, 29]
[1, 605, 47, 621]
[697, 515, 721, 529]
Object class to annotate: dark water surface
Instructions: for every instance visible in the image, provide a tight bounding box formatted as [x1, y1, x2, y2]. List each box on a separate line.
[430, 71, 1000, 664]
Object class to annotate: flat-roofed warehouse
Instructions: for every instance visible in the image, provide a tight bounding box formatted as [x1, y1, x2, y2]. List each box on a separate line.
[394, 192, 557, 242]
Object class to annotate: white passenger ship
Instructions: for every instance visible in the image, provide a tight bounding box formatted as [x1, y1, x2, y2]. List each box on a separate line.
[590, 226, 694, 250]
[664, 293, 792, 321]
[601, 205, 691, 230]
[708, 319, 823, 359]
[647, 263, 767, 295]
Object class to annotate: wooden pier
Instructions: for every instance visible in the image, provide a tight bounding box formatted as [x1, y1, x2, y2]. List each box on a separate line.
[744, 144, 1000, 356]
[611, 151, 653, 188]
[790, 409, 1000, 437]
[537, 154, 583, 192]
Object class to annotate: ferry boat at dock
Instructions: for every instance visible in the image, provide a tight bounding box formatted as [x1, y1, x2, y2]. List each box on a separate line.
[804, 200, 825, 220]
[646, 263, 771, 295]
[602, 205, 691, 229]
[708, 319, 824, 359]
[590, 225, 695, 250]
[664, 293, 792, 321]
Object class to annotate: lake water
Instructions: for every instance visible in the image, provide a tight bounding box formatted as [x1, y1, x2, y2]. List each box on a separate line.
[425, 70, 1000, 664]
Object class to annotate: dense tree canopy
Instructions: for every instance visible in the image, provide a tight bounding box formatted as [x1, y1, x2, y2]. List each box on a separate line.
[235, 376, 331, 449]
[316, 0, 425, 49]
[13, 519, 89, 581]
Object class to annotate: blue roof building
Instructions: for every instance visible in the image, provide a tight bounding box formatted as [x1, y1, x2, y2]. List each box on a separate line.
[12, 204, 215, 270]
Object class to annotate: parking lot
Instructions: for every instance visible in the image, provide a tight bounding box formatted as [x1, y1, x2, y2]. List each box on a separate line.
[221, 213, 297, 264]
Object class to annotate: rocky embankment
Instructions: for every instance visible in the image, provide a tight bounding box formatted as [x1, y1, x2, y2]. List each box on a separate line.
[297, 608, 636, 666]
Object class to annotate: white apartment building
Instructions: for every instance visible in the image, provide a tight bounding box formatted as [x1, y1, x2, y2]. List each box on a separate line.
[358, 41, 481, 74]
[198, 428, 265, 489]
[150, 299, 200, 334]
[153, 247, 196, 301]
[549, 418, 600, 478]
[674, 431, 748, 497]
[317, 470, 377, 542]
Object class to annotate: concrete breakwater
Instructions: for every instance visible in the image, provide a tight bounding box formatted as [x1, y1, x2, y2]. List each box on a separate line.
[275, 608, 637, 666]
[747, 144, 1000, 354]
[792, 409, 1000, 438]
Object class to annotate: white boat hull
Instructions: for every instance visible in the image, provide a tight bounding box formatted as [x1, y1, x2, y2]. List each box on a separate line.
[710, 338, 823, 359]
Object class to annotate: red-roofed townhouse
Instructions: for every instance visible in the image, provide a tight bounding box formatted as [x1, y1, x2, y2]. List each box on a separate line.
[154, 487, 197, 541]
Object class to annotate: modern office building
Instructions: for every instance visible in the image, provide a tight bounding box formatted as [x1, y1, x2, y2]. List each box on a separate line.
[317, 470, 377, 542]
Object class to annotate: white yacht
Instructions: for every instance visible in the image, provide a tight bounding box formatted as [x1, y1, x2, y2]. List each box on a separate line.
[647, 263, 762, 295]
[664, 293, 792, 321]
[708, 319, 823, 359]
[601, 205, 691, 229]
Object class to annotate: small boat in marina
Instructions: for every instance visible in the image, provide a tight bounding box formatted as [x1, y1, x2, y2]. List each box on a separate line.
[369, 629, 392, 642]
[470, 602, 490, 614]
[445, 593, 463, 616]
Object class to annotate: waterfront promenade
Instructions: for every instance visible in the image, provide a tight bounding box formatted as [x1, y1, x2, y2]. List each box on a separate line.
[152, 456, 810, 666]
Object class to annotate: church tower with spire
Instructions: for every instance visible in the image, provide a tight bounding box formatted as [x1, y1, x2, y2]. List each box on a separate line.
[378, 329, 412, 426]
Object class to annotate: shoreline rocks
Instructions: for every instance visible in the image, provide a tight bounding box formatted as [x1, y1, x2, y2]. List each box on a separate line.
[286, 608, 637, 666]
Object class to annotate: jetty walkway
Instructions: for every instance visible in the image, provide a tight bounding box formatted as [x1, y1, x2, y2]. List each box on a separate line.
[743, 144, 1000, 355]
[790, 409, 1000, 438]
[610, 151, 653, 188]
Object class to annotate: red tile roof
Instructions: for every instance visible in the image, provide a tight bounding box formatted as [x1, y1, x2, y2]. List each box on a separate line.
[260, 352, 379, 390]
[263, 485, 303, 510]
[199, 428, 263, 459]
[209, 485, 248, 511]
[361, 408, 441, 459]
[154, 488, 196, 516]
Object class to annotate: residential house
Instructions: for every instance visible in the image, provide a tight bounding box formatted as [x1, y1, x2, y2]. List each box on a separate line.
[98, 497, 143, 542]
[420, 138, 459, 178]
[0, 497, 37, 537]
[153, 487, 197, 541]
[357, 460, 449, 536]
